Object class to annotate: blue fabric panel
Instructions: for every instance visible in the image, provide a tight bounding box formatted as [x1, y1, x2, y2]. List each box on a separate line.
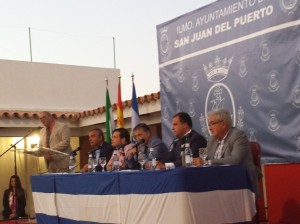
[54, 172, 120, 195]
[35, 213, 60, 224]
[157, 0, 300, 164]
[58, 217, 113, 224]
[119, 165, 253, 194]
[30, 174, 55, 193]
[31, 166, 253, 195]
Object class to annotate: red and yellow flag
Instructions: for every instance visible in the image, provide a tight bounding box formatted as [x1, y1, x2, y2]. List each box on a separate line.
[117, 76, 124, 128]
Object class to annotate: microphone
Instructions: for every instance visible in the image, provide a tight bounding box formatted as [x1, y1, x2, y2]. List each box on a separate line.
[70, 146, 81, 155]
[128, 139, 145, 150]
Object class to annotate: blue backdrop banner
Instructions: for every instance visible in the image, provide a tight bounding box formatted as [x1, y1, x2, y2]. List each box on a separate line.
[157, 0, 300, 163]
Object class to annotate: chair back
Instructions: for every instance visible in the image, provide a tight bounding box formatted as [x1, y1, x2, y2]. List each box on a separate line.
[249, 141, 267, 223]
[249, 141, 261, 168]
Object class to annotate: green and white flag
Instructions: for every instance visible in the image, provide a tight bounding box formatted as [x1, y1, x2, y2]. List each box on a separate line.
[105, 87, 115, 143]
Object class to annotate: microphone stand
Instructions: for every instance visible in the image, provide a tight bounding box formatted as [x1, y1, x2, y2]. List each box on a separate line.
[0, 128, 38, 176]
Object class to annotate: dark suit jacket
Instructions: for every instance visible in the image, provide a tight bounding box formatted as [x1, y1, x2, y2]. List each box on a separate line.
[2, 189, 27, 220]
[164, 129, 207, 167]
[91, 141, 114, 171]
[207, 127, 260, 197]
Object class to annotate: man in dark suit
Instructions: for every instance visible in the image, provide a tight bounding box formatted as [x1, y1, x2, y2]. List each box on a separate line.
[88, 128, 114, 171]
[106, 128, 137, 171]
[160, 112, 207, 167]
[206, 108, 260, 197]
[81, 128, 114, 172]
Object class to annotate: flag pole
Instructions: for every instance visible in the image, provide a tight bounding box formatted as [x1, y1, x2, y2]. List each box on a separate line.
[105, 77, 115, 143]
[131, 72, 140, 142]
[28, 27, 33, 62]
[117, 75, 124, 128]
[113, 37, 116, 69]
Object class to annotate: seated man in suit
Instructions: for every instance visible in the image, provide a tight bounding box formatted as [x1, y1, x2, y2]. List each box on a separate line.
[132, 123, 168, 169]
[106, 128, 138, 171]
[205, 108, 260, 198]
[80, 128, 114, 172]
[159, 112, 207, 168]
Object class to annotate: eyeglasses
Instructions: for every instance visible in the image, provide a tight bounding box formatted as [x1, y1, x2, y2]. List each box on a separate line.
[208, 120, 223, 126]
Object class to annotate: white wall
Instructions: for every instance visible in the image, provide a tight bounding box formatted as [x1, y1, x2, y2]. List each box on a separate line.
[0, 59, 119, 111]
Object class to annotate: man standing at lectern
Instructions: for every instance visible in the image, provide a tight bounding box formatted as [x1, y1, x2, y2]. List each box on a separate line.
[39, 111, 72, 173]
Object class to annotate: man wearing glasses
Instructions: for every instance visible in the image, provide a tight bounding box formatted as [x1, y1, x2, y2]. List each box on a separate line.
[206, 108, 260, 197]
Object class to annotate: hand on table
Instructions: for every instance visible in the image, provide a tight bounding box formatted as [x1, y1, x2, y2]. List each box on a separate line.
[193, 157, 204, 167]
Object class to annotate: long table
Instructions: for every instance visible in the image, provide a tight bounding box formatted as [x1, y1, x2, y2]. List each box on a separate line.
[30, 165, 256, 224]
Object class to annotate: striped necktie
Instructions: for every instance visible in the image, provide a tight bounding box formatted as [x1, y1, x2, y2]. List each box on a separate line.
[214, 140, 224, 159]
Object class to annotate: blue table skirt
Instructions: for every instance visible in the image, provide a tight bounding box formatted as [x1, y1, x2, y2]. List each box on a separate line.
[31, 165, 256, 224]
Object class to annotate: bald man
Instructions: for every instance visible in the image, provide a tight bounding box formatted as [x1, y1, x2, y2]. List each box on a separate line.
[39, 111, 72, 173]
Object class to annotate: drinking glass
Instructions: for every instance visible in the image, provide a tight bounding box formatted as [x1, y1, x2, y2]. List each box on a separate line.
[138, 153, 147, 170]
[199, 148, 208, 166]
[99, 157, 107, 172]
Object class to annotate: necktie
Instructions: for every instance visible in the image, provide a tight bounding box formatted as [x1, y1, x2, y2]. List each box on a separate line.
[214, 140, 224, 159]
[144, 146, 148, 156]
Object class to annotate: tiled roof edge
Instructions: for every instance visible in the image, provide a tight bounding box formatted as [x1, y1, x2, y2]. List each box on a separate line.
[0, 92, 160, 121]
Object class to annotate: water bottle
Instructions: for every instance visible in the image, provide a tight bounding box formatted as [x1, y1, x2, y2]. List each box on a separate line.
[95, 149, 100, 166]
[69, 155, 75, 173]
[184, 143, 193, 167]
[112, 150, 119, 171]
[94, 149, 100, 171]
[88, 153, 94, 172]
[148, 148, 156, 170]
[181, 151, 185, 167]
